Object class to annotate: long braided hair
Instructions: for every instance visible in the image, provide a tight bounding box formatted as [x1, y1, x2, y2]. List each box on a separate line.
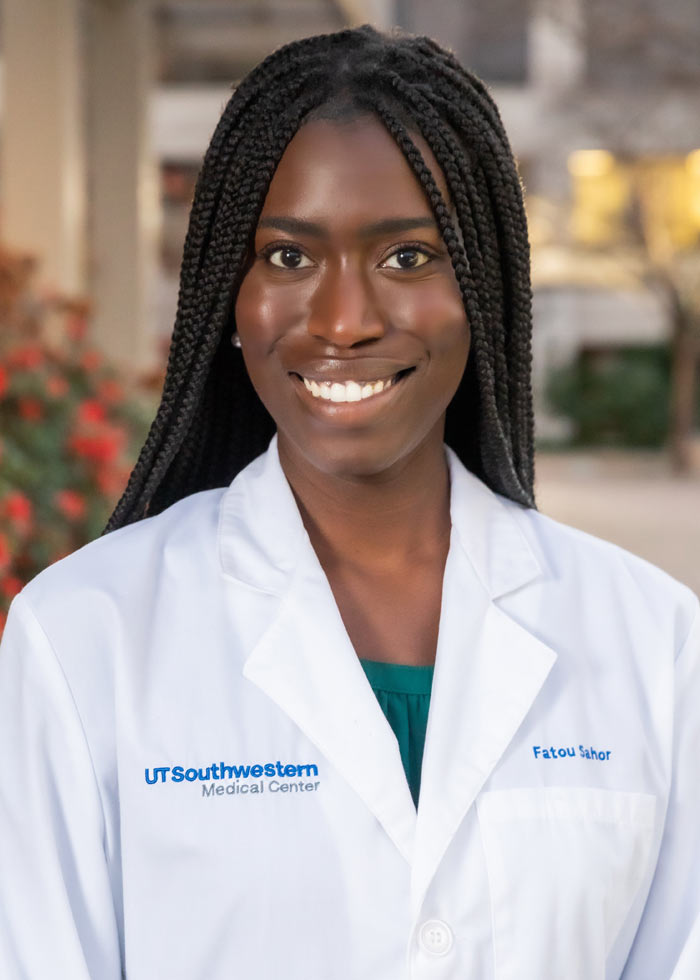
[107, 25, 536, 531]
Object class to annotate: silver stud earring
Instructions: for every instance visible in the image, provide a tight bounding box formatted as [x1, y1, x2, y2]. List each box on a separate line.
[232, 332, 242, 349]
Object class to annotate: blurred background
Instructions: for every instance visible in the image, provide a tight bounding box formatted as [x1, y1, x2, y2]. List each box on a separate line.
[0, 0, 698, 627]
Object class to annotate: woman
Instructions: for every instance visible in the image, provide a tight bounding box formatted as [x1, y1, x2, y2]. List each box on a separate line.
[1, 25, 698, 980]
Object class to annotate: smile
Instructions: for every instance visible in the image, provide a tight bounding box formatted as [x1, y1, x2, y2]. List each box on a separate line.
[301, 374, 401, 403]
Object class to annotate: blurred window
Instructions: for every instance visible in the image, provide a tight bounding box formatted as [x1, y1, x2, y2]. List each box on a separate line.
[394, 0, 528, 84]
[160, 162, 200, 273]
[585, 0, 700, 86]
[569, 150, 700, 252]
[463, 2, 529, 84]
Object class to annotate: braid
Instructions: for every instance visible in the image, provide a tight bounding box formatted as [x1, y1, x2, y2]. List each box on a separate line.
[107, 24, 536, 531]
[373, 75, 515, 457]
[367, 95, 517, 494]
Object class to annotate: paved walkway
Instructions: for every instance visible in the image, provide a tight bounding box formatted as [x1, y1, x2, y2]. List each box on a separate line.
[534, 449, 700, 597]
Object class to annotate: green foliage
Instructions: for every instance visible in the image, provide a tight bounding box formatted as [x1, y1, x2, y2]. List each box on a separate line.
[0, 335, 153, 627]
[546, 346, 675, 447]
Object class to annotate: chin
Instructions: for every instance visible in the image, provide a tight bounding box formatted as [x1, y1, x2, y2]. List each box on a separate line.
[282, 425, 440, 483]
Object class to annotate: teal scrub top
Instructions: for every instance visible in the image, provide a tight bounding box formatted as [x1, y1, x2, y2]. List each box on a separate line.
[359, 658, 434, 807]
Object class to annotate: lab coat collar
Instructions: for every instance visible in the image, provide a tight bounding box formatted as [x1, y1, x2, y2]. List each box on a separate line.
[218, 434, 307, 596]
[218, 438, 556, 881]
[219, 435, 545, 600]
[443, 444, 544, 599]
[220, 437, 417, 860]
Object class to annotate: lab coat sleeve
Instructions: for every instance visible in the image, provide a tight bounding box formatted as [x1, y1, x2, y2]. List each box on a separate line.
[0, 593, 123, 980]
[621, 598, 700, 979]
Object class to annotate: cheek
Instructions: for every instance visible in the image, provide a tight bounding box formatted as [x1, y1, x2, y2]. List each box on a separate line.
[408, 286, 470, 400]
[234, 273, 271, 346]
[234, 270, 300, 348]
[390, 282, 469, 357]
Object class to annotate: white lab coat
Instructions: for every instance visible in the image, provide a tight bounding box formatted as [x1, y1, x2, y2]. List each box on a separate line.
[0, 436, 698, 980]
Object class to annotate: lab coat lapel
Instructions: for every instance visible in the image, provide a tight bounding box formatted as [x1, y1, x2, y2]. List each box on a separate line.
[220, 438, 416, 863]
[410, 452, 557, 914]
[220, 440, 556, 886]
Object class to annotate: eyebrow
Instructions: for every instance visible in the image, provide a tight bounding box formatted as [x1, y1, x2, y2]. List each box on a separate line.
[256, 215, 437, 239]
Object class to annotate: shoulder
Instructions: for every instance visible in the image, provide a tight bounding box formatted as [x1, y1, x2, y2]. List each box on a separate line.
[447, 446, 697, 647]
[20, 487, 226, 623]
[506, 497, 698, 648]
[1, 490, 229, 773]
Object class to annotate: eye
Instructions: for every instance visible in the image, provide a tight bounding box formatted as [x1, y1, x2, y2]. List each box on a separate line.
[381, 246, 432, 270]
[265, 246, 314, 269]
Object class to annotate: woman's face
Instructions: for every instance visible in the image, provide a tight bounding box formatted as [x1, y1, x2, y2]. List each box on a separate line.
[234, 114, 470, 480]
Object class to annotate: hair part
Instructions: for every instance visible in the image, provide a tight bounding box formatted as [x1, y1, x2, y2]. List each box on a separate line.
[106, 25, 536, 532]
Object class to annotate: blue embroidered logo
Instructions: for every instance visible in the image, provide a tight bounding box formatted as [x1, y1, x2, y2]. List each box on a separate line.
[533, 744, 611, 761]
[144, 760, 321, 798]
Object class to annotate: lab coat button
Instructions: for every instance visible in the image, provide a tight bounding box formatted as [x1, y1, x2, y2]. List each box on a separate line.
[418, 919, 453, 956]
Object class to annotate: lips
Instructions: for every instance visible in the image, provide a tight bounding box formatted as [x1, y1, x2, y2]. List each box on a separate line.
[290, 364, 416, 406]
[290, 353, 415, 382]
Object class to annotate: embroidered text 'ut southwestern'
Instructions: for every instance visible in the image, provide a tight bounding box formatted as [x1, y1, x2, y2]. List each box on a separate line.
[144, 761, 320, 784]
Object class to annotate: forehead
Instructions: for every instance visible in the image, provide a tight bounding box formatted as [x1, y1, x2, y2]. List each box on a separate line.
[258, 115, 451, 225]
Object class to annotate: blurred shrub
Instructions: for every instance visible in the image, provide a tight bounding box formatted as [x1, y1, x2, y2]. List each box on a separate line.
[0, 333, 154, 629]
[0, 246, 153, 632]
[545, 345, 677, 447]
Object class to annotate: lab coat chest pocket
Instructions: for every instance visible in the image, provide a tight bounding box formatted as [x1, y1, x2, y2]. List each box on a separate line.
[476, 787, 656, 980]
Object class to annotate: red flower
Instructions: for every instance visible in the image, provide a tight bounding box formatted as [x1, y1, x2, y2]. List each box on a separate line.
[68, 424, 126, 464]
[46, 375, 69, 398]
[95, 464, 130, 497]
[18, 398, 43, 421]
[0, 533, 10, 574]
[80, 350, 101, 372]
[0, 576, 22, 600]
[2, 491, 33, 526]
[97, 378, 125, 404]
[77, 399, 106, 424]
[7, 345, 43, 370]
[0, 365, 8, 397]
[66, 313, 88, 343]
[55, 489, 86, 521]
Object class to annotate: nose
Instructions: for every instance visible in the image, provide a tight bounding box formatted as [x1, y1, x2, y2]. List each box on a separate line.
[307, 260, 385, 347]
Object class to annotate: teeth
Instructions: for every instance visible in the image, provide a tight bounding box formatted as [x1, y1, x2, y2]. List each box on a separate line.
[301, 374, 399, 402]
[330, 382, 345, 403]
[346, 381, 362, 402]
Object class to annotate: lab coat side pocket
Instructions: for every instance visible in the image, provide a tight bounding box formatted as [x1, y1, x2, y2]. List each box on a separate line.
[476, 787, 657, 980]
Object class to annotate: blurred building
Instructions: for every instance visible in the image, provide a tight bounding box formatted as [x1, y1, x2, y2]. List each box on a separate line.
[1, 0, 698, 444]
[151, 0, 700, 443]
[401, 0, 700, 440]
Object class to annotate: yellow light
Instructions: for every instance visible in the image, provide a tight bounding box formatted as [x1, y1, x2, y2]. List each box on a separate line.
[568, 150, 616, 178]
[686, 150, 700, 176]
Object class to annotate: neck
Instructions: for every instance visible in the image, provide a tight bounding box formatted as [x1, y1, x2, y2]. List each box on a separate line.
[277, 434, 452, 573]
